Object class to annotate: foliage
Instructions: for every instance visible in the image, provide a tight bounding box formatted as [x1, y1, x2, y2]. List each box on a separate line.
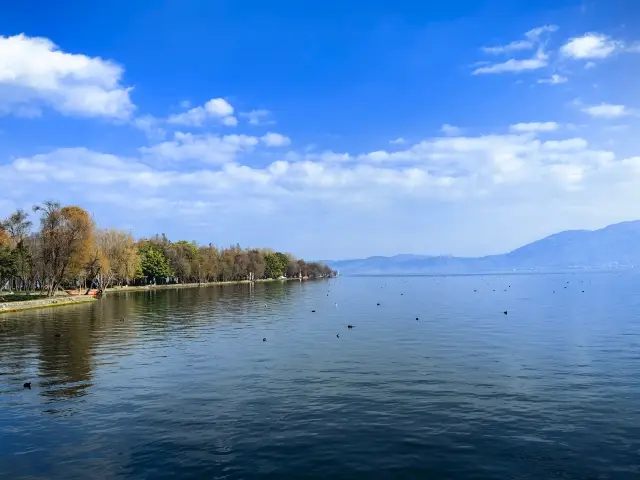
[0, 201, 335, 295]
[139, 245, 173, 283]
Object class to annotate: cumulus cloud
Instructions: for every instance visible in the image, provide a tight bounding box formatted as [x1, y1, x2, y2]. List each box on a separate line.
[0, 34, 134, 119]
[167, 98, 237, 127]
[509, 122, 559, 133]
[560, 33, 621, 59]
[5, 124, 640, 257]
[139, 132, 260, 164]
[538, 74, 568, 85]
[261, 132, 291, 147]
[0, 129, 628, 213]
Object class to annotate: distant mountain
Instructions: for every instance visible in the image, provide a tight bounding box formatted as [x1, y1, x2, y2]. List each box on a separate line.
[325, 220, 640, 275]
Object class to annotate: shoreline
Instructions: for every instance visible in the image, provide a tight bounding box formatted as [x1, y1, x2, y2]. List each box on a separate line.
[0, 295, 98, 314]
[0, 277, 318, 315]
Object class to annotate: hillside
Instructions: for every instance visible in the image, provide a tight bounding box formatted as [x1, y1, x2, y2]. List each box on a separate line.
[326, 220, 640, 275]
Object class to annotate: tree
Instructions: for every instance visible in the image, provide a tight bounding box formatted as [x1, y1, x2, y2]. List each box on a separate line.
[139, 245, 172, 283]
[264, 252, 287, 278]
[95, 229, 140, 287]
[0, 228, 17, 291]
[34, 202, 95, 296]
[0, 210, 32, 291]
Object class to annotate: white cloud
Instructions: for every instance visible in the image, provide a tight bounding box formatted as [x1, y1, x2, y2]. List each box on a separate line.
[473, 50, 548, 74]
[538, 74, 568, 85]
[585, 61, 596, 69]
[390, 137, 406, 145]
[482, 40, 533, 55]
[582, 103, 630, 118]
[525, 25, 558, 40]
[6, 124, 640, 258]
[241, 109, 275, 126]
[167, 97, 236, 126]
[0, 129, 626, 212]
[509, 122, 559, 133]
[481, 25, 557, 54]
[261, 132, 291, 147]
[441, 124, 462, 136]
[560, 33, 621, 59]
[0, 34, 134, 119]
[139, 132, 259, 164]
[133, 115, 166, 140]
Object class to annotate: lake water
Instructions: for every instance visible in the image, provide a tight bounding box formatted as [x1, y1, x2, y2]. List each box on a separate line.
[1, 273, 640, 479]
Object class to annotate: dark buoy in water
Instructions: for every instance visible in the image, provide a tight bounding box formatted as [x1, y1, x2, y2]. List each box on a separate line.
[503, 311, 508, 315]
[376, 303, 380, 306]
[23, 382, 31, 389]
[336, 334, 340, 338]
[474, 289, 477, 292]
[263, 338, 266, 342]
[311, 310, 316, 313]
[347, 325, 353, 329]
[416, 317, 419, 321]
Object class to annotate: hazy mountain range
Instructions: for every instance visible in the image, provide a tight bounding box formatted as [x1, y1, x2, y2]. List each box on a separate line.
[325, 220, 640, 275]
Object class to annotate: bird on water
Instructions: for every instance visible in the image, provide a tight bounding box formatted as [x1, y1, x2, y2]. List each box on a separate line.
[23, 382, 31, 389]
[263, 338, 266, 342]
[503, 311, 508, 315]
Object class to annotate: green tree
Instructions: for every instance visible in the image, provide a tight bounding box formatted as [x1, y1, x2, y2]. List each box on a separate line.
[139, 245, 173, 283]
[264, 252, 287, 278]
[0, 244, 17, 291]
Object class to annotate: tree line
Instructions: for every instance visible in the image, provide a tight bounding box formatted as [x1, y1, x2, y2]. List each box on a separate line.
[0, 201, 335, 296]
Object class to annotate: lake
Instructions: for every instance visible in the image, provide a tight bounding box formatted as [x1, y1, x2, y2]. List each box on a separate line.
[1, 273, 640, 479]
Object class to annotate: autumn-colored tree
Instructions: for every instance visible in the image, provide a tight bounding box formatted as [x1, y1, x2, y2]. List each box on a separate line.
[1, 201, 335, 296]
[95, 229, 140, 287]
[34, 202, 95, 296]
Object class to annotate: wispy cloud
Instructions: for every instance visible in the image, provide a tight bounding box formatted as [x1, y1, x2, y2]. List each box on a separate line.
[390, 137, 406, 145]
[509, 122, 559, 133]
[473, 50, 548, 74]
[481, 25, 557, 55]
[538, 74, 568, 85]
[441, 124, 462, 136]
[240, 109, 275, 126]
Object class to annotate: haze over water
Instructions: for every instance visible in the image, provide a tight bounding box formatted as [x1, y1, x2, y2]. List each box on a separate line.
[1, 273, 640, 479]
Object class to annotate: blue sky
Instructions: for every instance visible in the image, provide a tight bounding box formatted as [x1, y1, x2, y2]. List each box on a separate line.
[1, 0, 639, 259]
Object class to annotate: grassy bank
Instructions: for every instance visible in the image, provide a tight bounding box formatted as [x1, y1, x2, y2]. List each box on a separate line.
[0, 295, 98, 314]
[0, 277, 311, 314]
[104, 277, 299, 295]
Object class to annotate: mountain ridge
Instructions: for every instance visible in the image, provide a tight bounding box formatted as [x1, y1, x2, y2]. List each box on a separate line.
[325, 220, 640, 275]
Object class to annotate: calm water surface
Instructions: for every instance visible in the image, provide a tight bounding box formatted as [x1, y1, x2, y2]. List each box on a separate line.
[2, 273, 640, 479]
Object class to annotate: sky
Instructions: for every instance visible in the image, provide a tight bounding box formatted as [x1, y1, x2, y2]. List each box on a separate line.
[1, 0, 639, 260]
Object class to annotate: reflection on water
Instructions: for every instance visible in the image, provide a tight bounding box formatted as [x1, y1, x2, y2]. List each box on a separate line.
[1, 274, 640, 479]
